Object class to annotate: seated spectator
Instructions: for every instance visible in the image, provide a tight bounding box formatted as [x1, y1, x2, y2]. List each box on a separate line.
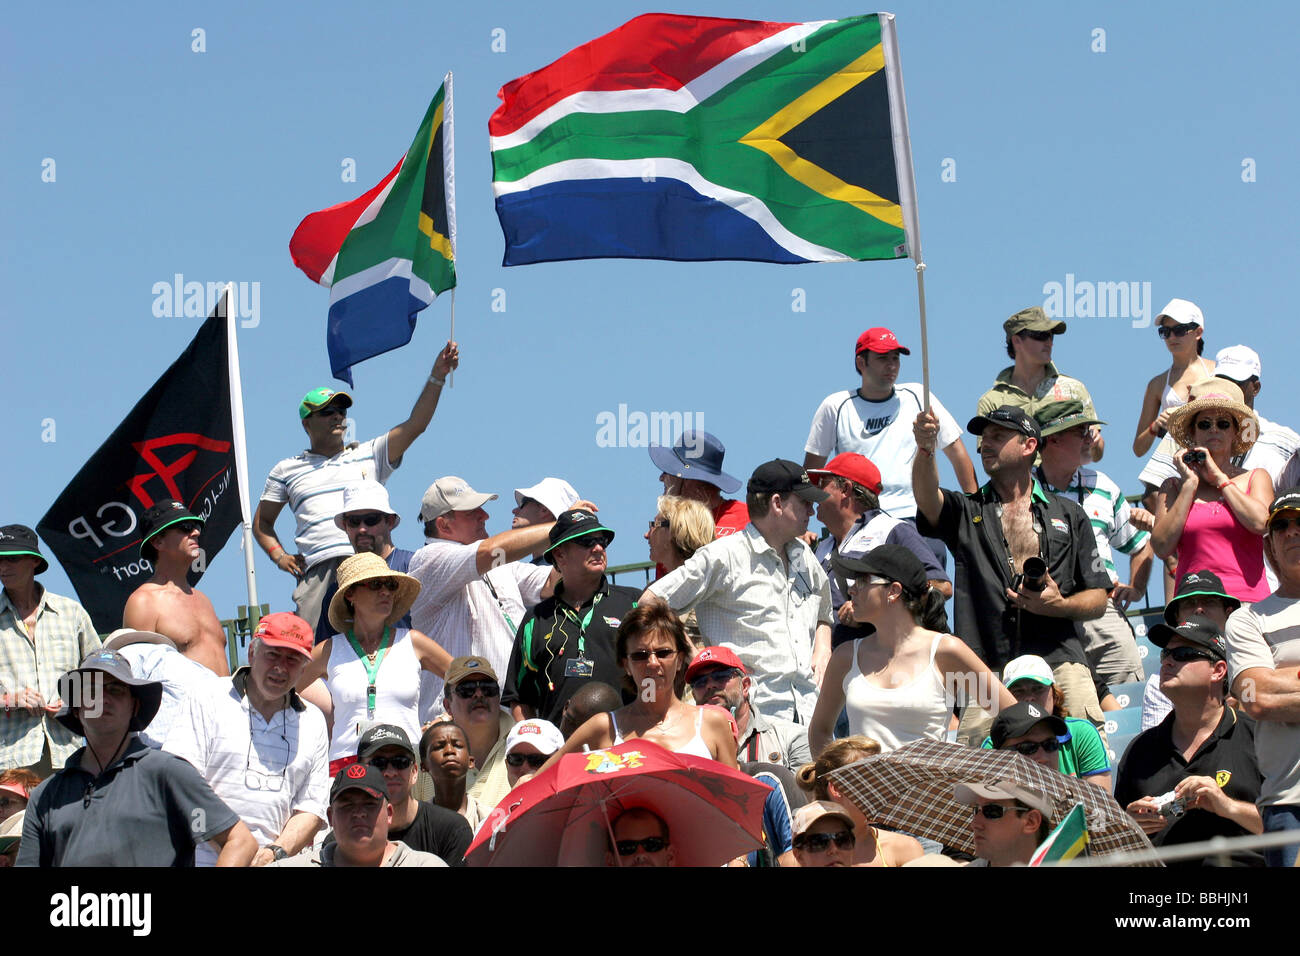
[0, 810, 23, 867]
[0, 769, 39, 825]
[792, 801, 857, 868]
[433, 658, 516, 809]
[604, 807, 676, 867]
[103, 628, 222, 749]
[811, 546, 1013, 756]
[1152, 379, 1273, 602]
[644, 495, 714, 647]
[796, 736, 924, 867]
[1117, 616, 1263, 866]
[270, 764, 447, 867]
[420, 721, 490, 833]
[981, 657, 1111, 789]
[686, 646, 810, 770]
[504, 718, 564, 790]
[559, 681, 622, 739]
[952, 780, 1054, 867]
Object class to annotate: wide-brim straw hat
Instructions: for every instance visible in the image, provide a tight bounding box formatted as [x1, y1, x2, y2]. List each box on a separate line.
[328, 552, 421, 635]
[1168, 379, 1259, 456]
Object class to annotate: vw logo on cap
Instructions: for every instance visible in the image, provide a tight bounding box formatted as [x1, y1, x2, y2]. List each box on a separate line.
[346, 764, 367, 779]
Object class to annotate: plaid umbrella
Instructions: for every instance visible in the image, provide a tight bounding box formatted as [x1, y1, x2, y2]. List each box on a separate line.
[827, 739, 1160, 866]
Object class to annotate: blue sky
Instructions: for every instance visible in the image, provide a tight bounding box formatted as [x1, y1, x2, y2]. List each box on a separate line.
[5, 1, 1298, 629]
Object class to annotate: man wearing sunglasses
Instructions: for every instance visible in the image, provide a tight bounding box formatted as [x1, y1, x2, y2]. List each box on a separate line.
[123, 499, 230, 675]
[440, 656, 516, 810]
[1117, 616, 1263, 866]
[952, 780, 1054, 867]
[976, 307, 1105, 462]
[1227, 488, 1300, 866]
[255, 339, 459, 640]
[162, 612, 330, 866]
[604, 807, 676, 867]
[503, 718, 564, 789]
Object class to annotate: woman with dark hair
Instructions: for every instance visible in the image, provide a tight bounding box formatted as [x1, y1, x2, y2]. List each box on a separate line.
[809, 546, 1014, 756]
[542, 604, 738, 768]
[1132, 299, 1216, 459]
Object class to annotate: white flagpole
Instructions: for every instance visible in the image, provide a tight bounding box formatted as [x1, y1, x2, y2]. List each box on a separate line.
[224, 284, 259, 619]
[880, 14, 930, 413]
[444, 71, 457, 388]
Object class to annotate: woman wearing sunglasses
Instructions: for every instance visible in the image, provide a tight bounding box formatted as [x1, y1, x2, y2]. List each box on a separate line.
[296, 552, 452, 775]
[1132, 299, 1216, 460]
[1151, 381, 1273, 602]
[809, 545, 1014, 758]
[791, 801, 858, 867]
[542, 603, 738, 768]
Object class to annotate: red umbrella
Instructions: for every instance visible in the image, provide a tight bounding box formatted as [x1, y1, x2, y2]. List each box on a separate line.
[465, 740, 769, 867]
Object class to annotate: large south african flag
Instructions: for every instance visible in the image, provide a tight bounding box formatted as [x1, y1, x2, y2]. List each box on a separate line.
[291, 76, 456, 385]
[490, 13, 921, 266]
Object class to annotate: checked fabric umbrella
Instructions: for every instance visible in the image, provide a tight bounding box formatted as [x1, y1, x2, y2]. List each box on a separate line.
[827, 738, 1161, 866]
[464, 740, 769, 867]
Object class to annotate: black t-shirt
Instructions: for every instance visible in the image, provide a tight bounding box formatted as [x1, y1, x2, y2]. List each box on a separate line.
[1115, 707, 1264, 867]
[387, 801, 472, 866]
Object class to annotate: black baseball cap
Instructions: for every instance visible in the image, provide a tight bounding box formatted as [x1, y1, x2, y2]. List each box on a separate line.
[543, 508, 615, 564]
[967, 406, 1041, 441]
[989, 702, 1068, 749]
[139, 499, 203, 561]
[747, 459, 829, 503]
[1164, 570, 1241, 626]
[1148, 614, 1227, 661]
[330, 763, 389, 802]
[0, 524, 49, 574]
[1268, 487, 1300, 520]
[831, 544, 928, 593]
[357, 723, 418, 762]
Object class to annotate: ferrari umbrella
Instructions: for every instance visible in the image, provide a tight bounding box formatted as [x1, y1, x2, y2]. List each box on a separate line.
[827, 738, 1160, 866]
[465, 740, 768, 867]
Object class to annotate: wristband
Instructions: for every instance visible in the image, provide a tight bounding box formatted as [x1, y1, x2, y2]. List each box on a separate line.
[1148, 421, 1159, 437]
[1216, 479, 1231, 492]
[270, 544, 284, 557]
[429, 374, 445, 388]
[919, 446, 934, 457]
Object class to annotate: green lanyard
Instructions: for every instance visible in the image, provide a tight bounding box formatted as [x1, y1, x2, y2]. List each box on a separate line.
[556, 592, 602, 661]
[345, 626, 391, 720]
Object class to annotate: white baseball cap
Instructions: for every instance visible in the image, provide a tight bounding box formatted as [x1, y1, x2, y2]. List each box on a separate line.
[1157, 297, 1204, 328]
[953, 779, 1054, 819]
[513, 477, 579, 521]
[419, 477, 498, 522]
[334, 481, 400, 530]
[505, 718, 565, 756]
[1214, 345, 1261, 382]
[1001, 655, 1055, 688]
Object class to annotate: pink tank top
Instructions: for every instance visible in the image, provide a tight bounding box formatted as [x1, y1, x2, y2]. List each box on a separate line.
[1178, 480, 1270, 602]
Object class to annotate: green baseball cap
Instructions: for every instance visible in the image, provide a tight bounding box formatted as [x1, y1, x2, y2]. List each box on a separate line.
[1035, 397, 1106, 437]
[299, 387, 353, 420]
[1003, 306, 1067, 336]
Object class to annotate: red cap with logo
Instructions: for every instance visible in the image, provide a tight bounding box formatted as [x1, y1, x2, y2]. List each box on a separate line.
[807, 453, 883, 495]
[684, 645, 747, 684]
[855, 327, 911, 355]
[253, 612, 314, 660]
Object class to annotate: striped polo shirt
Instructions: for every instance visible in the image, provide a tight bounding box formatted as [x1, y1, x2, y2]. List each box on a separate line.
[1038, 465, 1148, 585]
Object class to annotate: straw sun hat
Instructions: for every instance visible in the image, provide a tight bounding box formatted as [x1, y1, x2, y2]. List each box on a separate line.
[1168, 378, 1259, 457]
[327, 552, 421, 634]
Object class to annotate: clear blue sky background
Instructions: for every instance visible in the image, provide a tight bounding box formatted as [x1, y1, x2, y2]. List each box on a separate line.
[5, 1, 1298, 630]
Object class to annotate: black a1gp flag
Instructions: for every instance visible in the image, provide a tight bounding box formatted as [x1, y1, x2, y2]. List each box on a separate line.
[39, 302, 243, 632]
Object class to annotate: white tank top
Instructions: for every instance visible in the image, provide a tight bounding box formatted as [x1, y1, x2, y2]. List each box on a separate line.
[843, 634, 950, 753]
[610, 708, 715, 760]
[326, 627, 422, 763]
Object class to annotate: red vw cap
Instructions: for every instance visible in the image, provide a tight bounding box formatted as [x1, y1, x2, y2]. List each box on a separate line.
[807, 453, 884, 495]
[684, 645, 747, 683]
[253, 612, 314, 659]
[855, 327, 910, 355]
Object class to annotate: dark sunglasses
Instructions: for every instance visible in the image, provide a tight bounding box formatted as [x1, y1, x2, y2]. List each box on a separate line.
[1268, 515, 1300, 534]
[972, 804, 1030, 820]
[572, 535, 611, 550]
[505, 752, 548, 769]
[1195, 418, 1234, 431]
[1161, 646, 1217, 664]
[793, 829, 856, 852]
[647, 518, 670, 530]
[367, 755, 413, 771]
[1017, 329, 1054, 342]
[357, 578, 399, 592]
[452, 679, 500, 699]
[1006, 737, 1063, 757]
[627, 648, 677, 664]
[1157, 323, 1199, 339]
[688, 667, 740, 691]
[311, 404, 348, 418]
[344, 512, 387, 529]
[615, 837, 669, 856]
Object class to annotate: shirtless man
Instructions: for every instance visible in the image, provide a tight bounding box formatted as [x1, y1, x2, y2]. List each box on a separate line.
[123, 500, 229, 675]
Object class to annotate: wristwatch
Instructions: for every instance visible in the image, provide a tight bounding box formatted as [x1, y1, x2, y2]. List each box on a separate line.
[267, 844, 288, 861]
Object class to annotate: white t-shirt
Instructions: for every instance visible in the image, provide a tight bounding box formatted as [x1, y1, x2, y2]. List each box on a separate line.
[1225, 593, 1300, 807]
[116, 642, 223, 749]
[260, 433, 398, 567]
[805, 384, 962, 519]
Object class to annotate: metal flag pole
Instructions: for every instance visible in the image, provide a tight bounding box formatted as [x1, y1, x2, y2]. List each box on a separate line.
[224, 284, 260, 625]
[444, 70, 458, 388]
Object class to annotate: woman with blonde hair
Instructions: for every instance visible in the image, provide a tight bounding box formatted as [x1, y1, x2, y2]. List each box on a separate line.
[796, 735, 922, 867]
[646, 494, 715, 651]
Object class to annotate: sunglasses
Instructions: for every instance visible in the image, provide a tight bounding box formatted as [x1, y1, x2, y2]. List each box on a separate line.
[614, 837, 669, 856]
[344, 513, 387, 529]
[367, 755, 414, 771]
[1006, 737, 1063, 757]
[505, 752, 548, 769]
[572, 535, 611, 550]
[451, 679, 500, 699]
[311, 405, 347, 418]
[688, 667, 740, 691]
[627, 648, 677, 664]
[1017, 329, 1054, 342]
[972, 804, 1030, 820]
[1268, 514, 1300, 534]
[172, 521, 202, 536]
[1161, 646, 1217, 664]
[1157, 323, 1199, 339]
[1194, 418, 1234, 432]
[647, 518, 670, 530]
[356, 578, 399, 593]
[793, 830, 856, 852]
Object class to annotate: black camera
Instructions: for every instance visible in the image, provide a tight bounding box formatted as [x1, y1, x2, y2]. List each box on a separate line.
[1014, 556, 1047, 593]
[1183, 450, 1207, 465]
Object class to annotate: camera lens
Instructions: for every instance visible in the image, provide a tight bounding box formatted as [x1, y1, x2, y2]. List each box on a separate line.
[1021, 557, 1047, 592]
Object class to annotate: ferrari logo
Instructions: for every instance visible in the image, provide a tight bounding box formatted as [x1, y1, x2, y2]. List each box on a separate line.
[1215, 770, 1231, 788]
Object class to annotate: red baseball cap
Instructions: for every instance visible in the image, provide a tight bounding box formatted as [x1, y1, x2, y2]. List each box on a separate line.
[252, 612, 314, 660]
[684, 645, 747, 684]
[855, 327, 911, 355]
[807, 453, 884, 495]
